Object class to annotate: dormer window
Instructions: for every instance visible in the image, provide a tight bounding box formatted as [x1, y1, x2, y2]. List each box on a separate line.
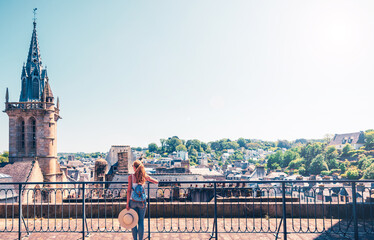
[348, 138, 353, 143]
[342, 139, 346, 144]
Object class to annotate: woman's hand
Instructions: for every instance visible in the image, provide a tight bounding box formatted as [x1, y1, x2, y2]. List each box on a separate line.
[126, 204, 130, 210]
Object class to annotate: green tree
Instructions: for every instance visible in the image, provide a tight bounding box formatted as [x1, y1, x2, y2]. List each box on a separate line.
[277, 140, 291, 149]
[229, 141, 240, 150]
[237, 138, 247, 148]
[230, 150, 244, 160]
[160, 139, 166, 152]
[298, 167, 306, 175]
[295, 139, 308, 145]
[271, 163, 281, 170]
[364, 163, 374, 179]
[200, 142, 208, 151]
[0, 156, 8, 163]
[309, 154, 328, 175]
[189, 148, 198, 165]
[300, 143, 324, 168]
[358, 155, 373, 170]
[176, 144, 187, 151]
[165, 136, 182, 153]
[0, 151, 9, 163]
[282, 150, 299, 168]
[288, 158, 304, 169]
[346, 167, 360, 179]
[325, 146, 338, 160]
[148, 143, 158, 153]
[267, 151, 283, 169]
[186, 139, 202, 152]
[342, 144, 352, 157]
[2, 151, 9, 158]
[339, 162, 347, 173]
[365, 130, 374, 150]
[326, 157, 339, 170]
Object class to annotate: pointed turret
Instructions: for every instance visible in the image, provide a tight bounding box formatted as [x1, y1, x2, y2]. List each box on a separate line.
[21, 63, 28, 78]
[42, 80, 54, 103]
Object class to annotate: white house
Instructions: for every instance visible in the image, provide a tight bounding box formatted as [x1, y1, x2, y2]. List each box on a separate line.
[329, 131, 365, 150]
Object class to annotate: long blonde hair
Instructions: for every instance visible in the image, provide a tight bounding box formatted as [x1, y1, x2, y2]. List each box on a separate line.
[133, 160, 146, 185]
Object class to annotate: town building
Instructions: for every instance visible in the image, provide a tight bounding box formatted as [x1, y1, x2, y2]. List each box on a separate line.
[329, 131, 366, 150]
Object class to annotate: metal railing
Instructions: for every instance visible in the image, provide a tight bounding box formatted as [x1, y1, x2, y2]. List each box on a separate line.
[0, 180, 374, 239]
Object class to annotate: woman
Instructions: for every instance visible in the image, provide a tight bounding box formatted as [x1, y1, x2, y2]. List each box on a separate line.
[126, 160, 158, 240]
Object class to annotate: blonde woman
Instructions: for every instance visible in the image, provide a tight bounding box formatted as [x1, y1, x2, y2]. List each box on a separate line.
[126, 160, 158, 240]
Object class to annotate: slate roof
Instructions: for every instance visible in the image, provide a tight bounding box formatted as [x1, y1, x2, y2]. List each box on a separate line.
[0, 161, 34, 183]
[0, 161, 35, 196]
[329, 131, 365, 146]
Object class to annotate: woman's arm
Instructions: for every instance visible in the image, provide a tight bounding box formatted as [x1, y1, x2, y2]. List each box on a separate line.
[126, 175, 132, 210]
[145, 175, 159, 184]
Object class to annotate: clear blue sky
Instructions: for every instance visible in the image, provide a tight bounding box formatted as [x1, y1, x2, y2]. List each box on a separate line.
[0, 1, 373, 152]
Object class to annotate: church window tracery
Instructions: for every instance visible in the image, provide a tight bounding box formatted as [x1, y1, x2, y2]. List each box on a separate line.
[17, 118, 25, 152]
[32, 78, 39, 98]
[28, 118, 37, 154]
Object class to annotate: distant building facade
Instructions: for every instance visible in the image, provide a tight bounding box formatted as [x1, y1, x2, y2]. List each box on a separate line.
[329, 131, 365, 150]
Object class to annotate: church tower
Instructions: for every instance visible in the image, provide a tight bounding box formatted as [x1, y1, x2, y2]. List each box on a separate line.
[4, 14, 63, 183]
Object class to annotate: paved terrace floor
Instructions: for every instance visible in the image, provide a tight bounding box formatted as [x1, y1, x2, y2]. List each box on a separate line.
[0, 219, 373, 240]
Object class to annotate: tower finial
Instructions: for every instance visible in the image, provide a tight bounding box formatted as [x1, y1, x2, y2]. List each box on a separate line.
[33, 8, 37, 29]
[5, 88, 9, 103]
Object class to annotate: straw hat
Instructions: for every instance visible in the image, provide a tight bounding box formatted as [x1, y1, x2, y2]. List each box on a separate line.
[118, 208, 139, 229]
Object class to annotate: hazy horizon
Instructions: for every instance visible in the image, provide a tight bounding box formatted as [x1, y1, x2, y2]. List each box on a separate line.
[1, 1, 373, 152]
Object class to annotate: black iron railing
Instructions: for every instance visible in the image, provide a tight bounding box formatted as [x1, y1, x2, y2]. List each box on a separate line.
[0, 180, 374, 240]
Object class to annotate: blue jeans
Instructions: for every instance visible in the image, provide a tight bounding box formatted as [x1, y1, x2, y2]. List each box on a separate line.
[130, 200, 147, 240]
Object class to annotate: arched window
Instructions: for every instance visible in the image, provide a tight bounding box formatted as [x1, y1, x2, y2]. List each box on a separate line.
[32, 78, 39, 99]
[28, 118, 36, 154]
[17, 118, 25, 152]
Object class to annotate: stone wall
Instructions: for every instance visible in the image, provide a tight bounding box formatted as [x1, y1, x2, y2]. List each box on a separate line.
[6, 105, 60, 182]
[117, 148, 131, 174]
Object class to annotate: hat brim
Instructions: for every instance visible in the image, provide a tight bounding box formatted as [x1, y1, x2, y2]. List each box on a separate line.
[118, 208, 139, 229]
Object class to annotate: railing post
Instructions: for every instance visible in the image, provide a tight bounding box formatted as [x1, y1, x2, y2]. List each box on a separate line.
[352, 182, 358, 240]
[18, 183, 22, 240]
[147, 181, 151, 239]
[82, 183, 86, 240]
[214, 182, 218, 239]
[282, 182, 287, 240]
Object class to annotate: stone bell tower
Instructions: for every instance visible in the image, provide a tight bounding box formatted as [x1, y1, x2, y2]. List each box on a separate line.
[4, 15, 63, 183]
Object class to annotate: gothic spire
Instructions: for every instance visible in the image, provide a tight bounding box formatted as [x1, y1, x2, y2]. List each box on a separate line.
[26, 11, 42, 75]
[19, 9, 50, 102]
